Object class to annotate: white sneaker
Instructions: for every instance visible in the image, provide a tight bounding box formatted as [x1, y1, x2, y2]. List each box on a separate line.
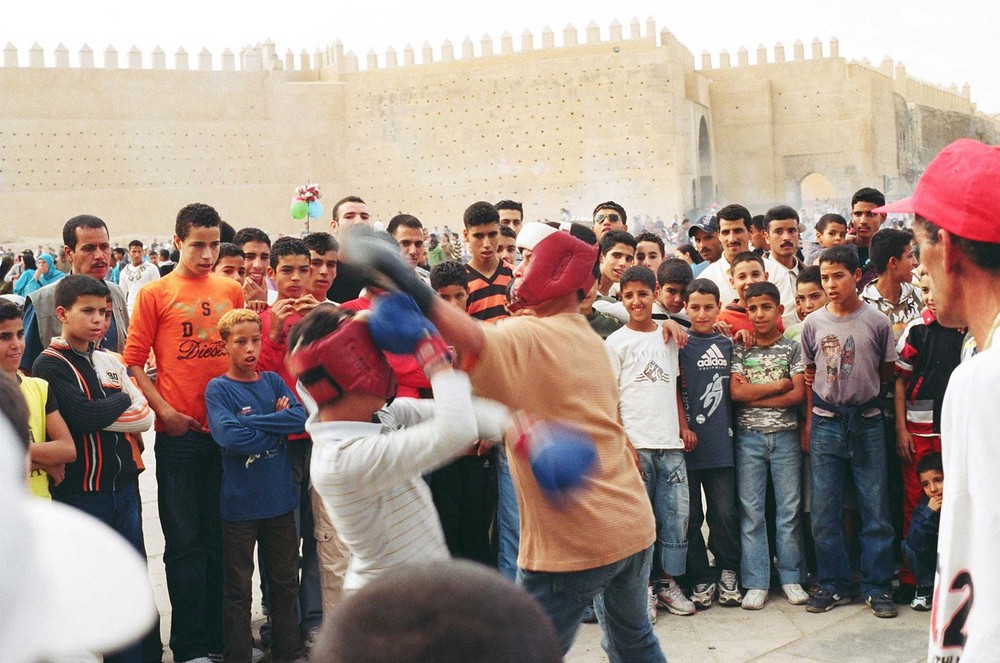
[647, 584, 658, 624]
[655, 579, 697, 616]
[782, 583, 810, 605]
[741, 588, 768, 610]
[718, 569, 742, 606]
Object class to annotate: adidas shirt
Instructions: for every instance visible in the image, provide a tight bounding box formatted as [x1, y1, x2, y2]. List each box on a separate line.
[605, 327, 682, 450]
[679, 332, 734, 470]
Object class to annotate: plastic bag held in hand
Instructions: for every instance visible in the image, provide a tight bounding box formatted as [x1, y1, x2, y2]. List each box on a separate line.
[369, 292, 451, 368]
[510, 413, 598, 500]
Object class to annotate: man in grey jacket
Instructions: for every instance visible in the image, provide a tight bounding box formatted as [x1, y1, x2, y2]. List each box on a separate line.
[20, 214, 129, 373]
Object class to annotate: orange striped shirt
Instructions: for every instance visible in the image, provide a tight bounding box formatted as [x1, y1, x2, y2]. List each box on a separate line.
[465, 262, 513, 323]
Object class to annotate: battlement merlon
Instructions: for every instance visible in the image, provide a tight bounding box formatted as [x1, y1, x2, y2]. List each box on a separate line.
[0, 27, 981, 113]
[700, 38, 840, 69]
[0, 17, 694, 75]
[697, 37, 976, 111]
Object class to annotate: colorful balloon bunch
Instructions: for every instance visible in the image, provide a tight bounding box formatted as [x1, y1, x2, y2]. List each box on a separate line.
[290, 183, 324, 220]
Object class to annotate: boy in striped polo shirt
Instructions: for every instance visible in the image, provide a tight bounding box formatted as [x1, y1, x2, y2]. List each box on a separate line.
[463, 201, 513, 323]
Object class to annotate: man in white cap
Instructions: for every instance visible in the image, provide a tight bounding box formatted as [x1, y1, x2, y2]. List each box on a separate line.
[345, 225, 666, 661]
[875, 138, 1000, 662]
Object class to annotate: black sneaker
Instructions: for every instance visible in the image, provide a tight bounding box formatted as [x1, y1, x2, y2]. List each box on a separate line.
[892, 583, 916, 605]
[866, 592, 899, 618]
[911, 586, 933, 611]
[805, 589, 851, 613]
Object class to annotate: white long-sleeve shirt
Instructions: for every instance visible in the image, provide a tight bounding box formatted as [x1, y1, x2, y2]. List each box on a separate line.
[91, 349, 154, 433]
[304, 370, 508, 590]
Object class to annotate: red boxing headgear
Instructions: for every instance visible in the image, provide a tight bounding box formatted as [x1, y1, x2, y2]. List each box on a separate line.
[509, 230, 598, 312]
[286, 314, 398, 406]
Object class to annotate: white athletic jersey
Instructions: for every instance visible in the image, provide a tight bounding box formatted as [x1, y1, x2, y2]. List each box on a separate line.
[929, 343, 1000, 662]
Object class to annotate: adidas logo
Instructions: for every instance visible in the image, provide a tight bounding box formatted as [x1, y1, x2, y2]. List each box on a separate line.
[697, 344, 728, 368]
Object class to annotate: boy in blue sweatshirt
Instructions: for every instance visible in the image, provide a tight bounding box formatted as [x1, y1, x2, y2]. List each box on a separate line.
[206, 308, 307, 663]
[901, 452, 943, 612]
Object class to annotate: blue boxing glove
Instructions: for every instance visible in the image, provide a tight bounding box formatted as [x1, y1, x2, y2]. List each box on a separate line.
[511, 415, 598, 501]
[369, 292, 451, 369]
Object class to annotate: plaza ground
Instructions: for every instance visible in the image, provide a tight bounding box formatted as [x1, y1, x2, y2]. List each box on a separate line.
[138, 445, 930, 663]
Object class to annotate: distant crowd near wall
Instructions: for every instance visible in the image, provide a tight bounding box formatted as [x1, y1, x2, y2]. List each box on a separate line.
[2, 17, 997, 239]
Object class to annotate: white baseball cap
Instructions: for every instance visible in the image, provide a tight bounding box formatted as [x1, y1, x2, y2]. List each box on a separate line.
[515, 222, 558, 251]
[0, 412, 158, 662]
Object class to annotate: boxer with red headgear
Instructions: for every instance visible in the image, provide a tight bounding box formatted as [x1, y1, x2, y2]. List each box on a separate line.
[342, 225, 669, 660]
[285, 305, 510, 590]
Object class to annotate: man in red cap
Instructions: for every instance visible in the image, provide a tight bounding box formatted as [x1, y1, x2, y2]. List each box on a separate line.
[875, 138, 1000, 662]
[345, 224, 665, 660]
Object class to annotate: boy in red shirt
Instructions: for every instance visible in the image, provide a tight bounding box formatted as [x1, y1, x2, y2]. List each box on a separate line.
[718, 252, 784, 335]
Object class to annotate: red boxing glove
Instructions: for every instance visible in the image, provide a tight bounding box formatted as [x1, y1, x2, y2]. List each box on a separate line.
[412, 332, 453, 370]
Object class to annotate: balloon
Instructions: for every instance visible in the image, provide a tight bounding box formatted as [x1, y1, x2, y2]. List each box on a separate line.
[290, 200, 308, 219]
[308, 200, 324, 219]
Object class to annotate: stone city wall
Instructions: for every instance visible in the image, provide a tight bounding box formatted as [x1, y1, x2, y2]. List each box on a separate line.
[1, 18, 997, 240]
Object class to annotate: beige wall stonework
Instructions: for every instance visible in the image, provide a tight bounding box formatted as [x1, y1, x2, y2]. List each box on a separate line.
[336, 36, 699, 227]
[1, 25, 997, 240]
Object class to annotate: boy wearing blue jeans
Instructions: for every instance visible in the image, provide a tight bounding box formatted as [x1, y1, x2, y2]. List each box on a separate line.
[800, 246, 898, 618]
[678, 278, 743, 609]
[606, 267, 697, 620]
[730, 282, 808, 609]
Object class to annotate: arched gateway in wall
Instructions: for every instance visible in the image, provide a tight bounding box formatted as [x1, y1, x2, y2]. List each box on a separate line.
[695, 116, 714, 210]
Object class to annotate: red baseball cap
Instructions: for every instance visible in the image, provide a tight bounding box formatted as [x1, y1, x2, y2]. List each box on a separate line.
[874, 139, 1000, 243]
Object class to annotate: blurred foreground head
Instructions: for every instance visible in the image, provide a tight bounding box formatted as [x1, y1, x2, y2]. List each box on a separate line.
[0, 372, 157, 662]
[313, 559, 561, 663]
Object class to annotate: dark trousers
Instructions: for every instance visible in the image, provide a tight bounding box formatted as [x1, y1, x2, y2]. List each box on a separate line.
[428, 452, 497, 566]
[260, 440, 321, 647]
[155, 431, 224, 661]
[223, 513, 305, 663]
[57, 482, 156, 663]
[684, 466, 741, 586]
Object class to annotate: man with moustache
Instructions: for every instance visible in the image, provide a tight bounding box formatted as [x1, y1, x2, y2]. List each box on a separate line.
[20, 215, 129, 373]
[686, 215, 724, 277]
[698, 204, 756, 304]
[762, 205, 804, 329]
[848, 188, 888, 291]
